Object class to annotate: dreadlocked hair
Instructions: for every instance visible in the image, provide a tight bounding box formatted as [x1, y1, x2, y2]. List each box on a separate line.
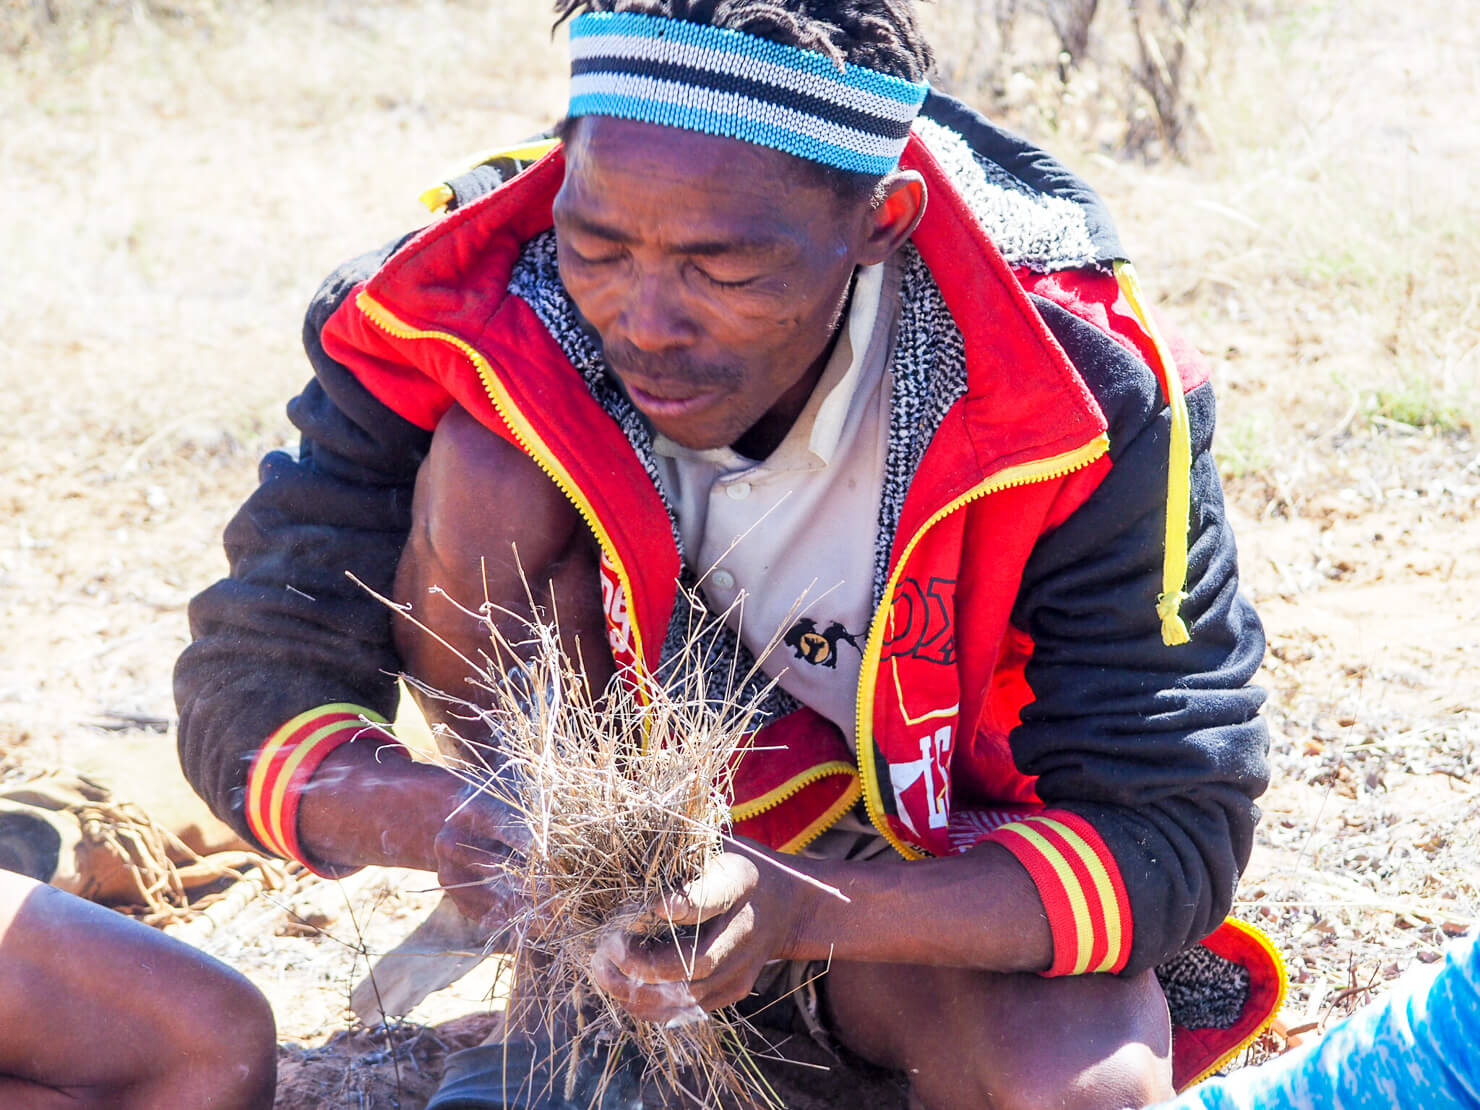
[553, 0, 933, 82]
[553, 0, 933, 200]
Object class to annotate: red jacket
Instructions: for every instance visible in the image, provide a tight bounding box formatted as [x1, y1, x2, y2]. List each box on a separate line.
[177, 93, 1283, 1087]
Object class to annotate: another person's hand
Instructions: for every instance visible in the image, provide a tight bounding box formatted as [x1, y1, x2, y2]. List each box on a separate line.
[588, 845, 809, 1024]
[433, 786, 536, 941]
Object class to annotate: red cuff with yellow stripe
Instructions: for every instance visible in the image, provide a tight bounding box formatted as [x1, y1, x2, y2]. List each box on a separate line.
[987, 810, 1133, 976]
[245, 703, 407, 876]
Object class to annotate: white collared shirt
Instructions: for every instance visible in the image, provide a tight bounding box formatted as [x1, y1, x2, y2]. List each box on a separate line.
[654, 257, 900, 748]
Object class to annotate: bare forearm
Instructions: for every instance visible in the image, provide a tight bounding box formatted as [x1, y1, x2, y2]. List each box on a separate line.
[783, 843, 1053, 973]
[296, 742, 464, 872]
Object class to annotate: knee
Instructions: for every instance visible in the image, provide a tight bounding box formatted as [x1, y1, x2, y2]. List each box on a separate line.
[211, 969, 278, 1091]
[907, 969, 1172, 1110]
[404, 405, 545, 577]
[982, 1039, 1172, 1110]
[976, 975, 1173, 1110]
[155, 959, 277, 1108]
[391, 406, 567, 665]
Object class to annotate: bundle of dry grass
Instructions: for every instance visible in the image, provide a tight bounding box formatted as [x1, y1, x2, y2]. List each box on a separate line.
[438, 601, 795, 1110]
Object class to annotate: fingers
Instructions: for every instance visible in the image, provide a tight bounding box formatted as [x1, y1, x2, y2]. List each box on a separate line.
[437, 834, 578, 949]
[435, 816, 528, 926]
[654, 852, 758, 927]
[589, 947, 706, 1024]
[595, 906, 757, 997]
[433, 787, 535, 931]
[580, 850, 774, 1023]
[435, 818, 516, 881]
[439, 857, 521, 932]
[447, 789, 533, 856]
[588, 919, 761, 1022]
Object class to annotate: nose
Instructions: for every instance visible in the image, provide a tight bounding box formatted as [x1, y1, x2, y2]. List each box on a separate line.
[615, 268, 696, 354]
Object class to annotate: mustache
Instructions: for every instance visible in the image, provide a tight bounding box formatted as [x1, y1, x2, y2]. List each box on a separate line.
[603, 341, 742, 393]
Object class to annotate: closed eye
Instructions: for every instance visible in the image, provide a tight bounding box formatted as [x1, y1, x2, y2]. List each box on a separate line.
[570, 246, 622, 266]
[690, 263, 760, 289]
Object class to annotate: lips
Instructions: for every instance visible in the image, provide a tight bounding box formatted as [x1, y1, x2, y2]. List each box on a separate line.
[621, 377, 722, 419]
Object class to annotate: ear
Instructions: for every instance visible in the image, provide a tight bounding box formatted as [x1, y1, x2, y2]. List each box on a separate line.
[854, 171, 927, 266]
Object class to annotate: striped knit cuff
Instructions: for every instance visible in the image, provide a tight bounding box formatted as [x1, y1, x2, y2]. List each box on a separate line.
[245, 703, 406, 876]
[987, 810, 1134, 976]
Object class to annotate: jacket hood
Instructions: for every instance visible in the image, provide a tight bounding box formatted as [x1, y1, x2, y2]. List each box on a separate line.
[917, 91, 1124, 273]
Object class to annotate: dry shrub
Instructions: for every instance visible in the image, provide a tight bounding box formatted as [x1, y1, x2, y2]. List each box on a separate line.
[1122, 0, 1211, 157]
[1, 0, 474, 58]
[919, 0, 1232, 160]
[428, 598, 796, 1109]
[2, 0, 224, 55]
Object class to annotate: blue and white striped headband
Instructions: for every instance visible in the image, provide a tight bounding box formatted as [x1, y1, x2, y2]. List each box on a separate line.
[568, 12, 929, 176]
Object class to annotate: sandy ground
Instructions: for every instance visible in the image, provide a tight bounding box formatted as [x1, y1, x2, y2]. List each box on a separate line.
[2, 0, 1477, 1105]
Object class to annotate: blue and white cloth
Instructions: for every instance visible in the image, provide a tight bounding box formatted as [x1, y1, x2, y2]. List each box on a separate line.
[567, 12, 929, 175]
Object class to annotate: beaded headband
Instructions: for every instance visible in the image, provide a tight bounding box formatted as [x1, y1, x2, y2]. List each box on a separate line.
[567, 12, 929, 176]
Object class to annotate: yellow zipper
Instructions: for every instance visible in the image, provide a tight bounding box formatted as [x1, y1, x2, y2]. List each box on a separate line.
[854, 433, 1111, 858]
[355, 292, 649, 685]
[1114, 261, 1194, 647]
[1182, 915, 1291, 1089]
[730, 761, 859, 823]
[730, 761, 864, 854]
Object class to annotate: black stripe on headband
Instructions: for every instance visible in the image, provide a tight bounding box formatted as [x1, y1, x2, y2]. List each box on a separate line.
[571, 55, 915, 143]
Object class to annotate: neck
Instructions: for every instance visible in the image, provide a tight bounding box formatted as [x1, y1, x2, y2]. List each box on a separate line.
[733, 268, 859, 458]
[731, 300, 853, 460]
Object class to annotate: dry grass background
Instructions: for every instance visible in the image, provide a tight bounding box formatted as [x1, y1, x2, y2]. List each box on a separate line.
[1, 1, 1478, 1105]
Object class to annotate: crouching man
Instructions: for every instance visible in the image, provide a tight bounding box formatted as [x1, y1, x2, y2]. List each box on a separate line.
[176, 1, 1281, 1106]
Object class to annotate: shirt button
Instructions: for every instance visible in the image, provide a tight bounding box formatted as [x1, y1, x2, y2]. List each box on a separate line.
[725, 481, 751, 501]
[711, 569, 736, 591]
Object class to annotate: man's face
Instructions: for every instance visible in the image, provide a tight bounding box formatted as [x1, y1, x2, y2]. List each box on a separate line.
[553, 117, 871, 457]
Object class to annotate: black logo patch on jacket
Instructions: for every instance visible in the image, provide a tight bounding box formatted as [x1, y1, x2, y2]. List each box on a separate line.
[783, 619, 861, 669]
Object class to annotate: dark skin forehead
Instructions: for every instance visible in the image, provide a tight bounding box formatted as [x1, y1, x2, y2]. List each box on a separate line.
[555, 116, 860, 272]
[551, 115, 915, 456]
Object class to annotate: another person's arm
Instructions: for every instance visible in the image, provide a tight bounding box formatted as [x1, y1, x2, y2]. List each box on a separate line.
[0, 870, 276, 1109]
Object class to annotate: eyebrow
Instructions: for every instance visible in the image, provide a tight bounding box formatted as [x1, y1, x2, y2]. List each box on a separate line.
[561, 212, 788, 258]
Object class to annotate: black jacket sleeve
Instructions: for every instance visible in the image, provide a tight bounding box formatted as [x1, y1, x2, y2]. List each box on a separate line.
[175, 144, 562, 846]
[174, 234, 430, 845]
[1010, 297, 1270, 975]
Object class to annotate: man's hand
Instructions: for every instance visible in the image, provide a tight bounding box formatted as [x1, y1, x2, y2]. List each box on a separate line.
[297, 743, 543, 939]
[433, 786, 537, 943]
[587, 846, 811, 1024]
[296, 742, 564, 945]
